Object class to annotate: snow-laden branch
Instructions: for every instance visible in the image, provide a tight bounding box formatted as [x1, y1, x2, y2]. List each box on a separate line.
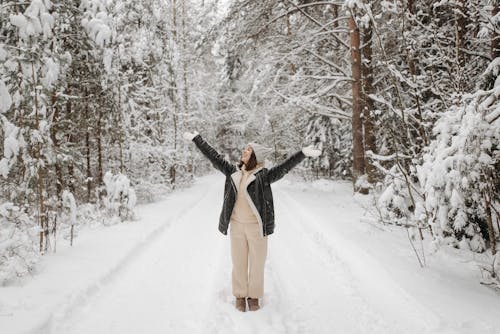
[282, 0, 350, 49]
[305, 49, 350, 77]
[366, 150, 411, 161]
[271, 87, 351, 120]
[257, 1, 347, 42]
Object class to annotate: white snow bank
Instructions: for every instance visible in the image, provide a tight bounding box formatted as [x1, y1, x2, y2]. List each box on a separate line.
[0, 79, 12, 113]
[0, 176, 215, 334]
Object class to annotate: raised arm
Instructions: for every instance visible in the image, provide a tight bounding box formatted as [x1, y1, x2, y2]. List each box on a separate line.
[267, 151, 306, 184]
[267, 145, 321, 184]
[186, 133, 237, 176]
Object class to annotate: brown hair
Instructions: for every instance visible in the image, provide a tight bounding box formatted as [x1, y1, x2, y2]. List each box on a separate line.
[238, 150, 257, 171]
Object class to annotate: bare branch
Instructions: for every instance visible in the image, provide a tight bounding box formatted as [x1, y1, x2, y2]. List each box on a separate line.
[271, 87, 351, 120]
[305, 49, 350, 76]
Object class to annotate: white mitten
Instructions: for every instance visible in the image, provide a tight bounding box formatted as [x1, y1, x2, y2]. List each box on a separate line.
[302, 145, 321, 158]
[183, 131, 199, 142]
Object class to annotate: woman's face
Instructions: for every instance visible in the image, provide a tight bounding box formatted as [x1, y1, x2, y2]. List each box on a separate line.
[241, 145, 253, 165]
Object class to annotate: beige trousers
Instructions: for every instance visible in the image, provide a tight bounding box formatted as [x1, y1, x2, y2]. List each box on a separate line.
[230, 222, 268, 299]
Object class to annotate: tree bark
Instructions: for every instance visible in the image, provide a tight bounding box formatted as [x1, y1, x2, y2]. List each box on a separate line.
[455, 0, 467, 91]
[484, 167, 497, 256]
[492, 4, 500, 59]
[485, 200, 496, 256]
[408, 0, 415, 14]
[362, 22, 376, 186]
[181, 1, 190, 112]
[406, 0, 428, 148]
[50, 93, 63, 200]
[116, 70, 124, 174]
[85, 99, 92, 202]
[349, 14, 366, 192]
[455, 0, 466, 67]
[97, 106, 103, 189]
[33, 64, 47, 252]
[66, 89, 76, 194]
[331, 4, 339, 29]
[170, 0, 179, 186]
[287, 13, 296, 74]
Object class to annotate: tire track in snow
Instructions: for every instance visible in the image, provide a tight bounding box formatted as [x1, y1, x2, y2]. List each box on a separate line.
[275, 187, 441, 333]
[264, 255, 305, 333]
[269, 191, 386, 334]
[202, 182, 389, 334]
[50, 178, 221, 334]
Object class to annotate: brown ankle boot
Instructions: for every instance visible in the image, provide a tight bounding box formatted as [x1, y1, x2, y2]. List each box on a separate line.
[235, 297, 246, 312]
[247, 298, 260, 311]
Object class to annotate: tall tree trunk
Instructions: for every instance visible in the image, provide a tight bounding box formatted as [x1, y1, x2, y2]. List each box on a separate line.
[66, 89, 76, 194]
[455, 0, 467, 91]
[118, 130, 124, 174]
[172, 0, 178, 145]
[329, 3, 339, 52]
[16, 53, 26, 183]
[484, 168, 497, 256]
[169, 0, 179, 186]
[406, 0, 428, 148]
[331, 4, 339, 29]
[287, 13, 296, 74]
[349, 13, 366, 192]
[181, 1, 189, 112]
[97, 106, 103, 189]
[117, 70, 124, 174]
[50, 93, 63, 199]
[85, 100, 92, 202]
[408, 0, 415, 14]
[492, 4, 500, 59]
[362, 22, 376, 186]
[485, 199, 496, 256]
[33, 64, 47, 252]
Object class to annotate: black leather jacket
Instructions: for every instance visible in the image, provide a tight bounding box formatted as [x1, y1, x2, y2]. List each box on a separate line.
[193, 135, 306, 236]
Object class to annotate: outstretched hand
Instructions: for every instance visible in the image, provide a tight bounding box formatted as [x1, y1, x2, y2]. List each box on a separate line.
[183, 131, 199, 142]
[302, 145, 321, 158]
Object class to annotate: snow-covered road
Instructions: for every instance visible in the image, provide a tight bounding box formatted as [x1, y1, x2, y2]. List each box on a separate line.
[3, 174, 499, 334]
[55, 177, 416, 334]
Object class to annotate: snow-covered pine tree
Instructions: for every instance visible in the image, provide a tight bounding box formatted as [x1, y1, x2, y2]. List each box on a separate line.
[0, 0, 59, 281]
[0, 0, 233, 285]
[374, 0, 497, 254]
[418, 59, 499, 253]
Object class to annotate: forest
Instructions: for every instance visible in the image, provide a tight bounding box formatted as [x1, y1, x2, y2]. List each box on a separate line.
[0, 0, 499, 289]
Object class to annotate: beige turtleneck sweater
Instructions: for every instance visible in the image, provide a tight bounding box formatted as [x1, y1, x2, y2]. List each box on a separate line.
[231, 166, 258, 224]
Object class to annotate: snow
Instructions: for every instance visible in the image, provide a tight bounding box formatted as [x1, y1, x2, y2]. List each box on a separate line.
[0, 116, 20, 177]
[9, 14, 28, 32]
[416, 89, 499, 251]
[1, 174, 499, 334]
[40, 11, 54, 37]
[62, 191, 77, 227]
[9, 0, 54, 40]
[103, 48, 113, 74]
[0, 80, 12, 113]
[0, 44, 7, 62]
[41, 57, 60, 89]
[81, 12, 112, 47]
[0, 202, 39, 284]
[344, 0, 364, 10]
[102, 171, 137, 221]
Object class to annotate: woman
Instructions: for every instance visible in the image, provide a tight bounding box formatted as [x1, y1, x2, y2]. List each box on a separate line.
[183, 131, 320, 312]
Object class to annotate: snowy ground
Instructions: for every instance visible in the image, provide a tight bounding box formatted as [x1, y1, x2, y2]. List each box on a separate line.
[1, 174, 499, 334]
